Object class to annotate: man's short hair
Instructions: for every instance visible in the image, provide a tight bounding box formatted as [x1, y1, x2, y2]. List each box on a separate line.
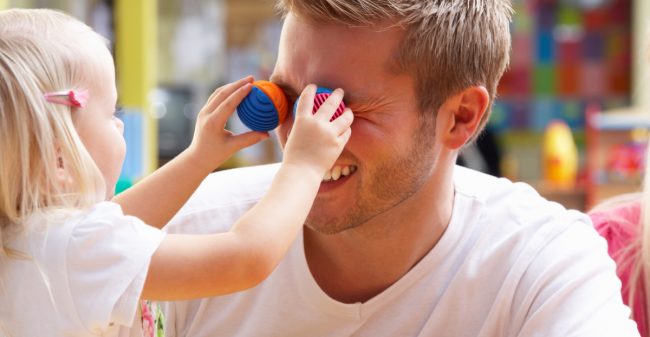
[276, 0, 513, 138]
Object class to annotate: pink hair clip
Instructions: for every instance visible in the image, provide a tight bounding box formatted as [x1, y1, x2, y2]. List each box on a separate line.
[43, 89, 89, 108]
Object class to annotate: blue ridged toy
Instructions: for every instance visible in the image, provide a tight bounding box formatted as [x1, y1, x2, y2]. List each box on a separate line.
[237, 80, 288, 131]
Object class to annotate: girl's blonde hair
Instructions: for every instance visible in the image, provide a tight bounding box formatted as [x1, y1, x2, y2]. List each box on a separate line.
[0, 9, 108, 257]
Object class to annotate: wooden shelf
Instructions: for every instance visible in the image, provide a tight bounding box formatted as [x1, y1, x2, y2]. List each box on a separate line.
[533, 182, 586, 211]
[590, 107, 650, 130]
[590, 182, 642, 205]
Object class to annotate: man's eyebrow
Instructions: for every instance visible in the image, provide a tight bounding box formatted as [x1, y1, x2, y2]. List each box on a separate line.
[343, 91, 375, 106]
[344, 92, 365, 104]
[269, 76, 373, 105]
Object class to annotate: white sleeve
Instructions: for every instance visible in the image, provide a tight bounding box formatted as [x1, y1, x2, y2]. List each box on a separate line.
[66, 202, 165, 333]
[511, 219, 640, 337]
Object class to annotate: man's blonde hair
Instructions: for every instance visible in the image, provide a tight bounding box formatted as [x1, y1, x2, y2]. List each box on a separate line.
[0, 9, 107, 256]
[277, 0, 513, 136]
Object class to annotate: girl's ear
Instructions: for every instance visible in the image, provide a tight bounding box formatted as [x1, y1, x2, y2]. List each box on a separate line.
[436, 86, 489, 150]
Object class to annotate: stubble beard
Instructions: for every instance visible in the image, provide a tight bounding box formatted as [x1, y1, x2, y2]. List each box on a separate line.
[305, 118, 437, 235]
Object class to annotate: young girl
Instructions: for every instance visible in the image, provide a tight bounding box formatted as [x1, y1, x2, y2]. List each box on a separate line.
[589, 140, 650, 337]
[0, 8, 353, 337]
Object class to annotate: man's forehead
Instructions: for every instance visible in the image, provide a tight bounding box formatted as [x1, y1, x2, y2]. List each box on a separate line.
[271, 14, 405, 103]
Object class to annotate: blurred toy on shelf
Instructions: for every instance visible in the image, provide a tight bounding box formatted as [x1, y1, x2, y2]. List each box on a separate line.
[585, 105, 650, 208]
[605, 139, 646, 181]
[542, 119, 578, 188]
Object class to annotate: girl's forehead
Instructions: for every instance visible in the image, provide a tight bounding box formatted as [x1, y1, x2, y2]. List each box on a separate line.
[80, 48, 115, 89]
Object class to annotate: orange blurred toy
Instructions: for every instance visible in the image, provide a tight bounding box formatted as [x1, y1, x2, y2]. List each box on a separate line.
[543, 120, 578, 188]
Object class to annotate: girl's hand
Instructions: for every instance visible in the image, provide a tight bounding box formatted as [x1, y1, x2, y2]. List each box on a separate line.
[187, 76, 269, 173]
[282, 84, 353, 177]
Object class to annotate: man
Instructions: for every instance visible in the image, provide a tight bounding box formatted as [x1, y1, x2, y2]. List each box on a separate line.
[163, 0, 639, 336]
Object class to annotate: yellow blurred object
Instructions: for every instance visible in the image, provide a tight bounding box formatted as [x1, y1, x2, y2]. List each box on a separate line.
[543, 120, 578, 188]
[630, 127, 649, 143]
[115, 0, 157, 173]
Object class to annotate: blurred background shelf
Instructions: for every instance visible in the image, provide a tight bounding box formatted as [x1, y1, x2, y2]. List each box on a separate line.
[5, 0, 650, 209]
[585, 106, 649, 209]
[533, 182, 587, 211]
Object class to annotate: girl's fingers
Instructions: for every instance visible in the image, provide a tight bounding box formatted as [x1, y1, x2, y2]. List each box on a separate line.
[212, 83, 254, 125]
[329, 108, 354, 136]
[206, 87, 224, 105]
[294, 85, 317, 118]
[204, 76, 254, 114]
[339, 127, 352, 144]
[229, 131, 270, 150]
[313, 88, 344, 122]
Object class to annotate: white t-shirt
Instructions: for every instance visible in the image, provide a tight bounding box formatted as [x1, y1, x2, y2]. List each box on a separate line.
[0, 202, 165, 337]
[163, 164, 640, 337]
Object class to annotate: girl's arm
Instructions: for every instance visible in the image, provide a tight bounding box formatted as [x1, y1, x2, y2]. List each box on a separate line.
[141, 163, 319, 299]
[142, 85, 353, 300]
[112, 77, 268, 228]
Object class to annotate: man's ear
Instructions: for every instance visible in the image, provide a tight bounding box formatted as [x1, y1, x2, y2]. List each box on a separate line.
[438, 86, 489, 150]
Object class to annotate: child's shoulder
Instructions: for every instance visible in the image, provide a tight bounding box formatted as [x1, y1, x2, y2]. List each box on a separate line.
[589, 200, 641, 249]
[81, 201, 125, 220]
[67, 201, 164, 247]
[17, 202, 127, 240]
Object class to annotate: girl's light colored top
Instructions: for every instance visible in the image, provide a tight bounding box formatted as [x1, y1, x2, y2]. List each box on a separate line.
[0, 202, 165, 337]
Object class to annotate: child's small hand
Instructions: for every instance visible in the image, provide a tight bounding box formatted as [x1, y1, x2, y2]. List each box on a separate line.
[282, 85, 353, 177]
[187, 76, 270, 172]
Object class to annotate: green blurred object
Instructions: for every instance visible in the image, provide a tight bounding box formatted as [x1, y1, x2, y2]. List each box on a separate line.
[558, 6, 582, 26]
[512, 2, 533, 33]
[115, 177, 133, 195]
[533, 64, 556, 96]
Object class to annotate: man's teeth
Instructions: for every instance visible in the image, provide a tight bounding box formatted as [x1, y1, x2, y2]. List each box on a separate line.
[322, 165, 356, 182]
[342, 166, 350, 176]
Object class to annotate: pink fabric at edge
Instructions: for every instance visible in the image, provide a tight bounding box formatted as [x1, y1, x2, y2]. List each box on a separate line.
[591, 201, 647, 337]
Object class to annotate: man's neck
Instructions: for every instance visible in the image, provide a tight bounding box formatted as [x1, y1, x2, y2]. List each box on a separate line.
[303, 171, 454, 303]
